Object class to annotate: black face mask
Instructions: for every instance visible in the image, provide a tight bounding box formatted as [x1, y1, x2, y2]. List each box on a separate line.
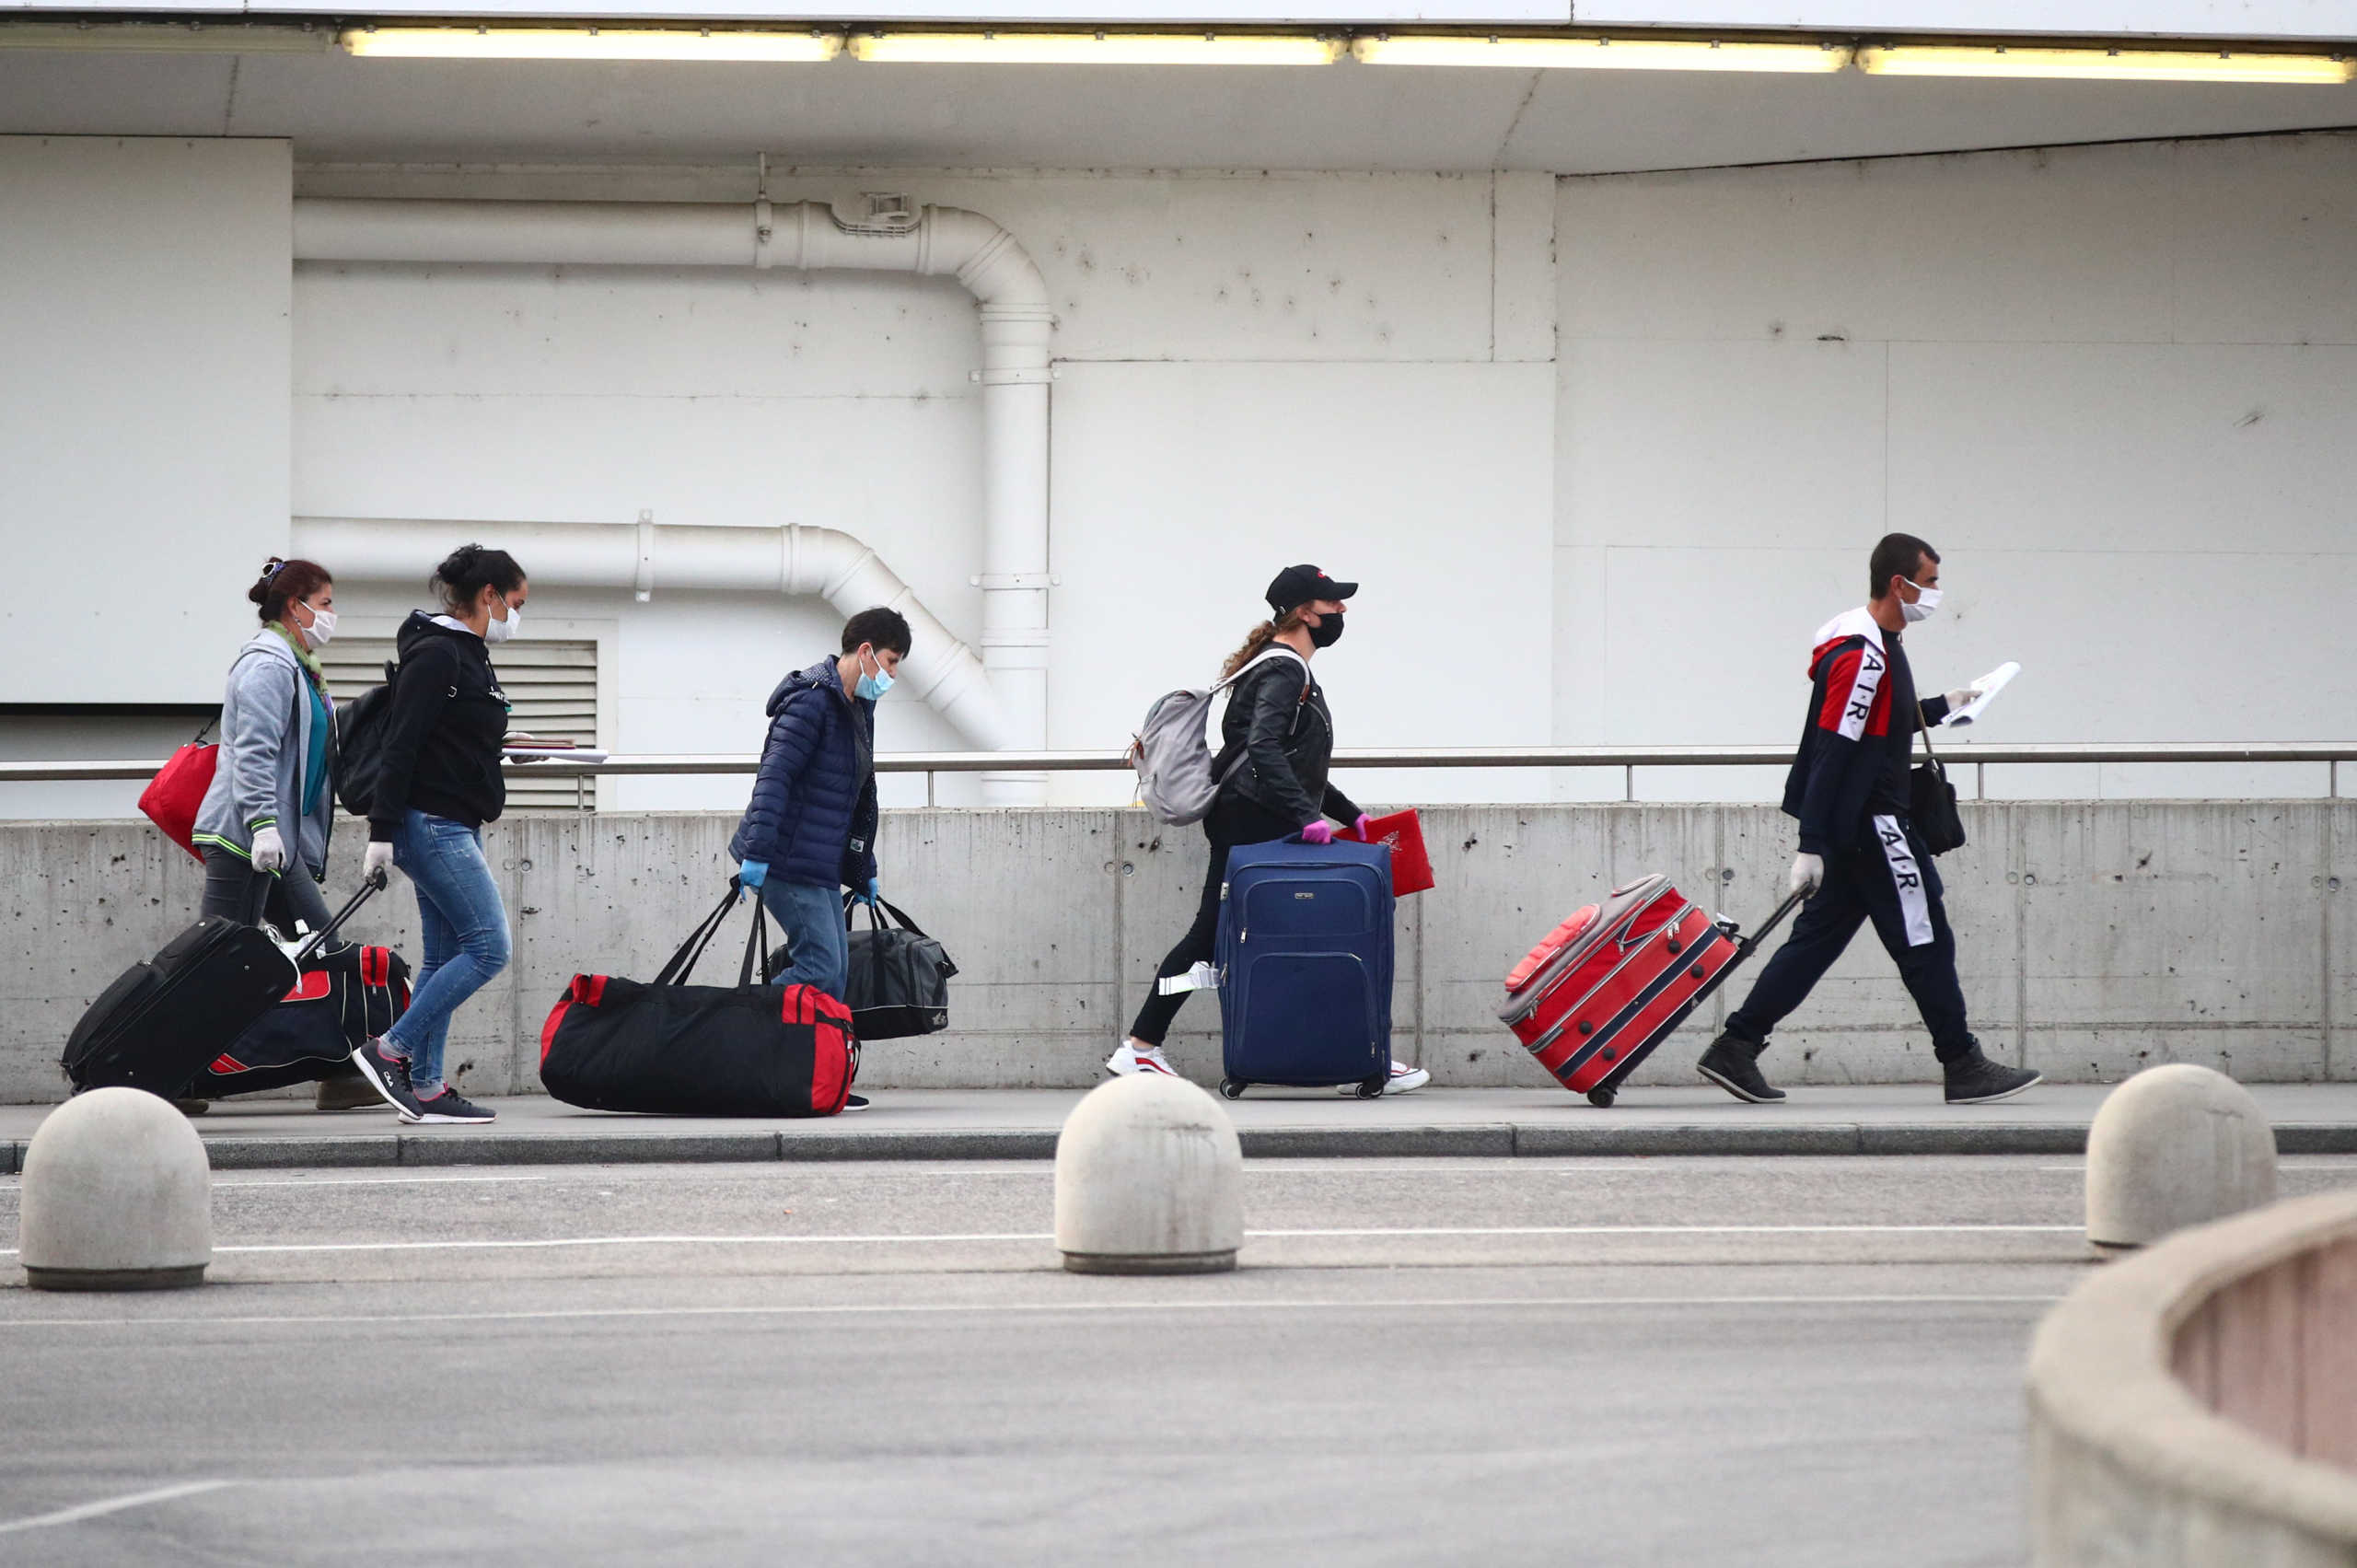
[1307, 611, 1345, 649]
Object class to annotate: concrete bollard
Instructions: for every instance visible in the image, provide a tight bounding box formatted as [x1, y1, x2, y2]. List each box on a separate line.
[19, 1086, 212, 1291]
[1054, 1073, 1243, 1275]
[2085, 1064, 2276, 1253]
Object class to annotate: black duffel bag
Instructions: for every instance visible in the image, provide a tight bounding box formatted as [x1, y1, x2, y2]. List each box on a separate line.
[198, 939, 411, 1098]
[540, 881, 856, 1117]
[766, 895, 958, 1040]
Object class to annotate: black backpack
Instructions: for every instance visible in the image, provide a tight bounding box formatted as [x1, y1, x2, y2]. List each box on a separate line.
[333, 659, 399, 819]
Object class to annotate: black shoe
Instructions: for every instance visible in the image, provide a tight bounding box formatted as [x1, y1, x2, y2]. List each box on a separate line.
[842, 1093, 870, 1111]
[1943, 1045, 2042, 1105]
[351, 1039, 424, 1120]
[407, 1086, 495, 1125]
[1696, 1031, 1785, 1104]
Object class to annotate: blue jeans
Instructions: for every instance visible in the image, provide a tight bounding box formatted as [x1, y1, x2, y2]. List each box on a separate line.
[383, 809, 511, 1098]
[759, 878, 848, 1000]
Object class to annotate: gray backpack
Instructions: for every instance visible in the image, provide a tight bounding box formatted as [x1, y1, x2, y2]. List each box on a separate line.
[1128, 647, 1308, 826]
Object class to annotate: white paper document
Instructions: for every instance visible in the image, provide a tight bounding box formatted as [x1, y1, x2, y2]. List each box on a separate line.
[1944, 662, 2020, 727]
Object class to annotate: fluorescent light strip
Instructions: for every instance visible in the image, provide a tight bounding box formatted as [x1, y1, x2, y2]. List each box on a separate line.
[341, 27, 844, 62]
[1856, 43, 2353, 84]
[850, 31, 1342, 66]
[0, 21, 331, 53]
[1353, 34, 1850, 73]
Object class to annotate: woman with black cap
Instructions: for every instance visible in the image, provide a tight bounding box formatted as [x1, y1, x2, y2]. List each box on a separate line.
[1109, 563, 1430, 1095]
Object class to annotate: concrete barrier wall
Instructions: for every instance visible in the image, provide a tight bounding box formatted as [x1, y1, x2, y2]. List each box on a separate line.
[2028, 1192, 2357, 1567]
[4, 799, 2352, 1103]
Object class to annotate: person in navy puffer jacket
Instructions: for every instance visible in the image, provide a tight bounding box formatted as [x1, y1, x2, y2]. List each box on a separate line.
[730, 608, 911, 1011]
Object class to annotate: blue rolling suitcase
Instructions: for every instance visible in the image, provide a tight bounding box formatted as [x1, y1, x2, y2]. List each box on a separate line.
[1215, 838, 1395, 1099]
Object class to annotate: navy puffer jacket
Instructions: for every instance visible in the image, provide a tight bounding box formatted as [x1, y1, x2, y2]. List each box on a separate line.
[728, 656, 880, 890]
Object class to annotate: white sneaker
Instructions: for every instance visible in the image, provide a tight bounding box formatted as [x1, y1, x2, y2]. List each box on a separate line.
[1341, 1061, 1432, 1096]
[1106, 1041, 1180, 1077]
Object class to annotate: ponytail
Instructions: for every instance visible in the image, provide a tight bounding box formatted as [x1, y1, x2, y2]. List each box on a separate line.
[1219, 607, 1309, 679]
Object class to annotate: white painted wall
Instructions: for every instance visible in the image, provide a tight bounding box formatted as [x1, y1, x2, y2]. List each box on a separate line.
[7, 134, 2354, 822]
[1556, 131, 2357, 803]
[0, 136, 292, 704]
[291, 168, 1562, 808]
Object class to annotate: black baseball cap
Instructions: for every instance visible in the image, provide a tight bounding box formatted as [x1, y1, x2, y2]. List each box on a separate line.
[1265, 563, 1358, 617]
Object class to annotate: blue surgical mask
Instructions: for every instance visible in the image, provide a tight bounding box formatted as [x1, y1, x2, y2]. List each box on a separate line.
[855, 650, 894, 702]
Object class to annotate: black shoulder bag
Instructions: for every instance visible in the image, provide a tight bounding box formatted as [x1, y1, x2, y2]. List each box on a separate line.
[1910, 701, 1968, 856]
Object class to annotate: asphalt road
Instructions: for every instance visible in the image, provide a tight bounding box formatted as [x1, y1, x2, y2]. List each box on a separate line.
[4, 1156, 2352, 1565]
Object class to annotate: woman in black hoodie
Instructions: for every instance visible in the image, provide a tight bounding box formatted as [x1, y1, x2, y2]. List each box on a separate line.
[1109, 563, 1428, 1095]
[350, 544, 527, 1126]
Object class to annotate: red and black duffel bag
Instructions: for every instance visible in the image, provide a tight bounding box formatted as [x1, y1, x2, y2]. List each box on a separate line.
[198, 940, 411, 1098]
[540, 881, 855, 1118]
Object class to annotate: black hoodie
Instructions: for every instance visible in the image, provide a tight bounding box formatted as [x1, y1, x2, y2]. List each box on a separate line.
[367, 610, 511, 842]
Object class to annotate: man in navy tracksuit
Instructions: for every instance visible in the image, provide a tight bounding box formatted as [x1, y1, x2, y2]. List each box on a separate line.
[1696, 534, 2041, 1107]
[732, 609, 911, 1049]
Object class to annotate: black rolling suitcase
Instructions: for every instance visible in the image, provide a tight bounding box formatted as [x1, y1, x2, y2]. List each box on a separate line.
[63, 874, 386, 1098]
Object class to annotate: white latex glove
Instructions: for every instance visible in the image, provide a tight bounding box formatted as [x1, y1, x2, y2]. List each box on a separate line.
[250, 824, 285, 874]
[363, 841, 396, 887]
[1789, 852, 1825, 899]
[1945, 687, 1979, 713]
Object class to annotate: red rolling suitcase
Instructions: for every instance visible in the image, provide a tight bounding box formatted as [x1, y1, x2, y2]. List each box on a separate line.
[1498, 875, 1802, 1107]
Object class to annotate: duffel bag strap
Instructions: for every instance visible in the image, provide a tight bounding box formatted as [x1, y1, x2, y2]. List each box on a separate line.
[738, 897, 774, 989]
[839, 890, 933, 939]
[653, 880, 745, 988]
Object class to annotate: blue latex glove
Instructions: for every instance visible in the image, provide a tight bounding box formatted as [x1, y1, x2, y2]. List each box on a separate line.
[857, 877, 882, 908]
[1300, 820, 1336, 845]
[737, 860, 769, 900]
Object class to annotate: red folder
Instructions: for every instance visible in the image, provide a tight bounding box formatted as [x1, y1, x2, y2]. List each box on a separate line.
[1343, 809, 1434, 897]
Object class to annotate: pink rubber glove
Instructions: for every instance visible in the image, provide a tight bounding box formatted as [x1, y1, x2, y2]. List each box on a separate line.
[1300, 820, 1336, 845]
[1353, 814, 1375, 841]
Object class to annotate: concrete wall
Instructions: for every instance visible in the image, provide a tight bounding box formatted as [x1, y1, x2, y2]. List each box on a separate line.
[6, 798, 2352, 1103]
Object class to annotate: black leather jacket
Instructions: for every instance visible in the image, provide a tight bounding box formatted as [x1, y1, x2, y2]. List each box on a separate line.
[1212, 651, 1362, 829]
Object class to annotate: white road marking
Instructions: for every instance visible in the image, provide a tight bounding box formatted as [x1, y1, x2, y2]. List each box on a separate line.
[0, 1222, 2083, 1259]
[0, 1295, 2068, 1331]
[0, 1480, 236, 1536]
[0, 1175, 551, 1192]
[213, 1176, 552, 1189]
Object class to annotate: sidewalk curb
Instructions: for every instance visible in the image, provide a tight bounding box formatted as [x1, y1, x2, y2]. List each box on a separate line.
[8, 1122, 2352, 1174]
[5, 1123, 2352, 1174]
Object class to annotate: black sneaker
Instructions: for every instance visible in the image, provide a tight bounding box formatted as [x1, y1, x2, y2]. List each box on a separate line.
[842, 1093, 870, 1111]
[1943, 1045, 2042, 1105]
[1696, 1030, 1786, 1104]
[351, 1039, 424, 1120]
[407, 1086, 495, 1125]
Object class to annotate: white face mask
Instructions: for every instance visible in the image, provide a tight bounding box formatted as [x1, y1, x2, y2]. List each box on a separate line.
[1900, 578, 1943, 624]
[485, 602, 520, 644]
[296, 603, 336, 649]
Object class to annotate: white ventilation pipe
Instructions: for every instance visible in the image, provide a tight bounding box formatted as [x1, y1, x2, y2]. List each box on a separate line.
[293, 517, 1013, 753]
[293, 195, 1054, 803]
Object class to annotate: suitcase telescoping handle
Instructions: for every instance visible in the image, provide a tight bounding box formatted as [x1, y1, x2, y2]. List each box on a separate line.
[1729, 887, 1809, 963]
[291, 867, 389, 965]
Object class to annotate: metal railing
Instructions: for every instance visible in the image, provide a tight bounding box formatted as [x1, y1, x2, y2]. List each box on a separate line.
[4, 742, 2351, 806]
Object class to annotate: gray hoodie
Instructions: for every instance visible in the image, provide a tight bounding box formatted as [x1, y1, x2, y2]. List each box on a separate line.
[192, 629, 334, 877]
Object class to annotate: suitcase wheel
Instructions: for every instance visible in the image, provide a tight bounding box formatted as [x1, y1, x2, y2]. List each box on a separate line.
[1353, 1074, 1387, 1099]
[1219, 1078, 1248, 1099]
[1586, 1086, 1618, 1109]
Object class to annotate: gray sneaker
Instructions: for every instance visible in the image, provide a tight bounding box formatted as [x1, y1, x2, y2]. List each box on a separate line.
[407, 1086, 495, 1125]
[351, 1039, 424, 1119]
